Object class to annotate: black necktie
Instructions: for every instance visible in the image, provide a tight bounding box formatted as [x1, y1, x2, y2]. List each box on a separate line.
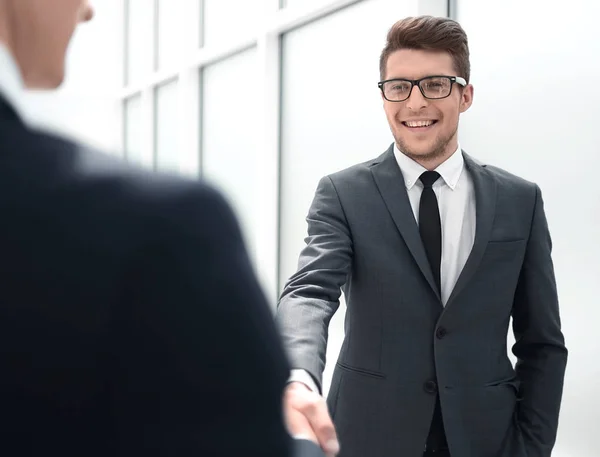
[419, 171, 442, 293]
[419, 171, 448, 451]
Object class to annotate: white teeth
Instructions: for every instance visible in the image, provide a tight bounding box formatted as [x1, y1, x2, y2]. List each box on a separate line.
[405, 120, 434, 127]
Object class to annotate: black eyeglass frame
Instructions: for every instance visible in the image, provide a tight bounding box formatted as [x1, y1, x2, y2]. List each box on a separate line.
[377, 75, 467, 102]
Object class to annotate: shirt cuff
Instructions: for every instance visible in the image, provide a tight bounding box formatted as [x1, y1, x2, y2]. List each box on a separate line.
[288, 369, 320, 394]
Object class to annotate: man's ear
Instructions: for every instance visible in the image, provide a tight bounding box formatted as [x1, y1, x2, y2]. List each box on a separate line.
[79, 2, 95, 23]
[459, 84, 474, 113]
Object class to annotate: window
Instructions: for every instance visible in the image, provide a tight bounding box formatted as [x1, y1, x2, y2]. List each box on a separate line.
[156, 0, 184, 69]
[155, 80, 180, 172]
[201, 48, 260, 263]
[124, 95, 146, 165]
[125, 0, 154, 84]
[202, 0, 261, 47]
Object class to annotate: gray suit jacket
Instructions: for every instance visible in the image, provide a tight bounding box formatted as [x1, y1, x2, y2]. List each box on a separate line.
[276, 145, 567, 457]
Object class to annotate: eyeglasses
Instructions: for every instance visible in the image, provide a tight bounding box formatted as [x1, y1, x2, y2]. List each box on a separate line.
[377, 75, 467, 102]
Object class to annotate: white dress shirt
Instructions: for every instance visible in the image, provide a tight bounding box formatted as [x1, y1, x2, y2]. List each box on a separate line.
[290, 144, 477, 393]
[0, 42, 26, 119]
[394, 143, 476, 305]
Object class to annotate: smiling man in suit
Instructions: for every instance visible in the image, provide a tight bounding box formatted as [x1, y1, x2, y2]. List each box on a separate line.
[277, 15, 568, 457]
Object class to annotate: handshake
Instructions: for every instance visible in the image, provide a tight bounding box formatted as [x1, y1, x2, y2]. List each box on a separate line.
[286, 382, 340, 457]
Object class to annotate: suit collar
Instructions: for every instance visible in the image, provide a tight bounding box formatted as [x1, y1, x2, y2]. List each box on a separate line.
[0, 42, 25, 123]
[445, 151, 497, 308]
[393, 143, 465, 191]
[0, 94, 22, 123]
[370, 144, 442, 300]
[370, 144, 497, 304]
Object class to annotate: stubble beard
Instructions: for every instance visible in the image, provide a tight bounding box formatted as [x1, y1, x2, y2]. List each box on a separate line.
[396, 122, 459, 163]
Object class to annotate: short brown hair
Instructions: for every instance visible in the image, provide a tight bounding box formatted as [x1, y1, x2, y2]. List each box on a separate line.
[379, 16, 470, 83]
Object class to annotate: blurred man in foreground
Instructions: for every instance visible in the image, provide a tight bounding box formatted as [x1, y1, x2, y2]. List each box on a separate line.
[0, 1, 321, 456]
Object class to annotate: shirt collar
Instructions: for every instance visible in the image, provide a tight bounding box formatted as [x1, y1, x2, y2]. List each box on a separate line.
[0, 42, 26, 120]
[393, 143, 465, 191]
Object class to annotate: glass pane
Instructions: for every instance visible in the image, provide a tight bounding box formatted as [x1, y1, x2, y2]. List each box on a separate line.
[158, 0, 203, 64]
[126, 0, 154, 84]
[203, 0, 261, 47]
[202, 48, 259, 263]
[279, 0, 418, 395]
[155, 80, 180, 172]
[124, 96, 144, 165]
[157, 0, 184, 69]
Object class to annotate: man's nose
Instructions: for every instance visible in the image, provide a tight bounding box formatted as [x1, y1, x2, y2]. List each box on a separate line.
[405, 84, 428, 110]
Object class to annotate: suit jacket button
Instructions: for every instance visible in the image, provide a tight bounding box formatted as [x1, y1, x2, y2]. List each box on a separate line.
[436, 327, 447, 339]
[424, 380, 437, 394]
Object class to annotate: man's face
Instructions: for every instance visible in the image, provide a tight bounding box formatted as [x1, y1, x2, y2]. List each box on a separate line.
[381, 49, 473, 162]
[7, 0, 94, 89]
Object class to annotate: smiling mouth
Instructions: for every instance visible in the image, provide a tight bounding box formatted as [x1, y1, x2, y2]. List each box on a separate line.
[402, 120, 438, 128]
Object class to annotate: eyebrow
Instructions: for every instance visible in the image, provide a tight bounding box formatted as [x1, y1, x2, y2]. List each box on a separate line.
[384, 74, 453, 80]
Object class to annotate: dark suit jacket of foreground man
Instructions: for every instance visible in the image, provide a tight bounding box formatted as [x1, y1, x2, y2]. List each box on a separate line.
[277, 144, 568, 457]
[0, 94, 297, 457]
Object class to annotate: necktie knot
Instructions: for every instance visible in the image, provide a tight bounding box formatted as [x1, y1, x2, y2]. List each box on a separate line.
[419, 171, 440, 189]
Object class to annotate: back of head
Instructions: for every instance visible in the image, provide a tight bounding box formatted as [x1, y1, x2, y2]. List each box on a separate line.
[379, 15, 470, 83]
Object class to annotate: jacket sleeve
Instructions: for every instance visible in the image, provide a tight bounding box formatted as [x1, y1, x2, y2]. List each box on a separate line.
[276, 175, 353, 392]
[511, 184, 568, 457]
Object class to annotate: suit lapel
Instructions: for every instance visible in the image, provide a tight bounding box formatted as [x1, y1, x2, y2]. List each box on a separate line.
[370, 145, 441, 301]
[445, 152, 497, 308]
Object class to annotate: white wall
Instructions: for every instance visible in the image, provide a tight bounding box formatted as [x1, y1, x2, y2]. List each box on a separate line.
[22, 0, 123, 153]
[456, 1, 600, 456]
